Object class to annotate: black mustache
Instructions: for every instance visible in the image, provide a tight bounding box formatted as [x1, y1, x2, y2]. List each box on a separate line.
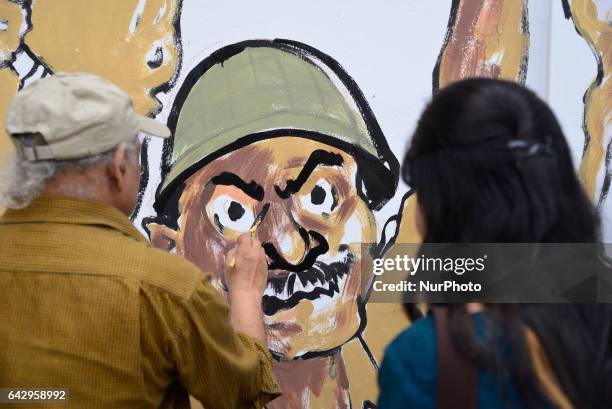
[262, 254, 354, 316]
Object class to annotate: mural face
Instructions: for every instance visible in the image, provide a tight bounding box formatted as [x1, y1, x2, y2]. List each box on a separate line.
[149, 136, 376, 358]
[26, 0, 181, 115]
[145, 40, 399, 407]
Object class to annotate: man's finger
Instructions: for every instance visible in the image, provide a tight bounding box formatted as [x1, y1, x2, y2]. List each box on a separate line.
[258, 246, 267, 263]
[225, 248, 237, 268]
[250, 236, 262, 251]
[237, 233, 250, 248]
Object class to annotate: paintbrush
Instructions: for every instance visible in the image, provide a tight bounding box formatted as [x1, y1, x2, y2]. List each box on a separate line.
[228, 203, 270, 269]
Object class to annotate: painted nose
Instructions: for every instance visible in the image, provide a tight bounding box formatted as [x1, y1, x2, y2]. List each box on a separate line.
[257, 204, 308, 267]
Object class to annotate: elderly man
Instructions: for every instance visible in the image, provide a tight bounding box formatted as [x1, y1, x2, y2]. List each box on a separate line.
[0, 73, 280, 408]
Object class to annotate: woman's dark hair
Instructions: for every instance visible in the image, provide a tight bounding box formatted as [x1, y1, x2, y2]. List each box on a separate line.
[404, 78, 598, 244]
[402, 78, 611, 408]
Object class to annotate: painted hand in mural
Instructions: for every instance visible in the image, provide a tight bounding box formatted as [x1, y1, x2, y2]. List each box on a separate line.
[25, 0, 182, 116]
[0, 0, 28, 214]
[0, 0, 25, 65]
[395, 0, 530, 254]
[0, 0, 181, 145]
[431, 0, 611, 211]
[146, 40, 399, 408]
[564, 0, 612, 207]
[0, 0, 182, 215]
[0, 0, 28, 128]
[434, 0, 530, 90]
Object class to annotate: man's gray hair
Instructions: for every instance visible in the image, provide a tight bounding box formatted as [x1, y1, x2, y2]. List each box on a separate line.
[0, 134, 140, 209]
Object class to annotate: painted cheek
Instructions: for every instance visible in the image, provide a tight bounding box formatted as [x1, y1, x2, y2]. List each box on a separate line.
[181, 209, 226, 281]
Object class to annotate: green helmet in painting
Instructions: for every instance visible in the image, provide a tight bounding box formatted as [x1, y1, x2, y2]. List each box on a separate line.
[155, 39, 398, 212]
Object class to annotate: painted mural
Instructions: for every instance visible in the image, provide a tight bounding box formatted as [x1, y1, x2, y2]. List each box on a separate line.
[0, 1, 610, 408]
[562, 0, 611, 208]
[144, 40, 413, 408]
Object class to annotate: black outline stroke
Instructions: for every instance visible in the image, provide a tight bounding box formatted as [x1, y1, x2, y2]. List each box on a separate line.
[133, 0, 184, 221]
[210, 172, 264, 201]
[274, 149, 343, 199]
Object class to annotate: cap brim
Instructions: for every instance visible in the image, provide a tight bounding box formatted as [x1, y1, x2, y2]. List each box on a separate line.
[137, 115, 171, 138]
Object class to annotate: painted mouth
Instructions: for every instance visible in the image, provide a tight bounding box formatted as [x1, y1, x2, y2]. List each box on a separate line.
[262, 252, 355, 316]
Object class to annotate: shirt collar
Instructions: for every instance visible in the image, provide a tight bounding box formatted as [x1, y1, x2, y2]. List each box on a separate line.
[0, 196, 147, 243]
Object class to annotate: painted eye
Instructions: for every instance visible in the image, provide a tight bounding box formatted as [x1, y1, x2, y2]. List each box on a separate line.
[208, 194, 255, 233]
[300, 179, 337, 216]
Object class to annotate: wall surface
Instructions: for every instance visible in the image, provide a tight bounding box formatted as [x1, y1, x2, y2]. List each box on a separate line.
[1, 1, 610, 408]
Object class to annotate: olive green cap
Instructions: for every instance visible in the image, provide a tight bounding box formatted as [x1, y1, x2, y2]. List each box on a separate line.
[160, 45, 383, 194]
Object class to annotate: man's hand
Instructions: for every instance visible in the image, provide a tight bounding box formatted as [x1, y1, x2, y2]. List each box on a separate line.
[224, 234, 268, 343]
[225, 234, 268, 295]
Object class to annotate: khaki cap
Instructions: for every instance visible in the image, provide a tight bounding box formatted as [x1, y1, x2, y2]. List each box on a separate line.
[6, 72, 170, 161]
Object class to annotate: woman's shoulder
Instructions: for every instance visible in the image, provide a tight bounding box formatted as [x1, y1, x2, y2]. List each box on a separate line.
[383, 314, 437, 376]
[382, 312, 488, 378]
[378, 314, 439, 409]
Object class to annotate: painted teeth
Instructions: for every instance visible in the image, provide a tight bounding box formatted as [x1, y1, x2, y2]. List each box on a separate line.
[281, 279, 290, 299]
[263, 282, 274, 297]
[264, 272, 338, 300]
[304, 282, 316, 293]
[293, 279, 306, 293]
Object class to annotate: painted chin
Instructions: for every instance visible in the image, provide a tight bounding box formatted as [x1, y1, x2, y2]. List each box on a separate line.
[264, 295, 361, 359]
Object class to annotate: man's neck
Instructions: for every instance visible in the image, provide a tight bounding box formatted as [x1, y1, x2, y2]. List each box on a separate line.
[268, 351, 350, 409]
[41, 173, 124, 215]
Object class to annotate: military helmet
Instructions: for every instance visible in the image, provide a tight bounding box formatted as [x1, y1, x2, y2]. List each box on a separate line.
[155, 40, 398, 211]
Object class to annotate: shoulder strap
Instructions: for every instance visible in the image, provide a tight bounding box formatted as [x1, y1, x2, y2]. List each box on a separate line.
[432, 307, 478, 409]
[525, 327, 574, 409]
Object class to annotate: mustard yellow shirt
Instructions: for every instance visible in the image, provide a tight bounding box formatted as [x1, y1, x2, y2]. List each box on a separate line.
[0, 197, 280, 409]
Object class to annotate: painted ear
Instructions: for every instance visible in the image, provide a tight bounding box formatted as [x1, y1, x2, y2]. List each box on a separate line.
[147, 223, 178, 252]
[395, 192, 423, 244]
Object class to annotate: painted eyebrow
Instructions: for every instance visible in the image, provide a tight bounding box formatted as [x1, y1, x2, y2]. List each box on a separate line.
[210, 172, 264, 201]
[275, 150, 344, 199]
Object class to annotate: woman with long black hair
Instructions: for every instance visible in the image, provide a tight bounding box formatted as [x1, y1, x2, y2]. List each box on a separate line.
[377, 78, 612, 409]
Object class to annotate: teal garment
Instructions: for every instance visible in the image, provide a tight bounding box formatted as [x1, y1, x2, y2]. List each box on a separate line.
[378, 313, 528, 409]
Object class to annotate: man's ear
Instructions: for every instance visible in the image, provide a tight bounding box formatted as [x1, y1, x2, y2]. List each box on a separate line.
[109, 143, 129, 191]
[147, 223, 178, 252]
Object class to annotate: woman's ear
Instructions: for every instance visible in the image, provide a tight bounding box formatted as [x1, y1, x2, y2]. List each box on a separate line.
[147, 223, 179, 252]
